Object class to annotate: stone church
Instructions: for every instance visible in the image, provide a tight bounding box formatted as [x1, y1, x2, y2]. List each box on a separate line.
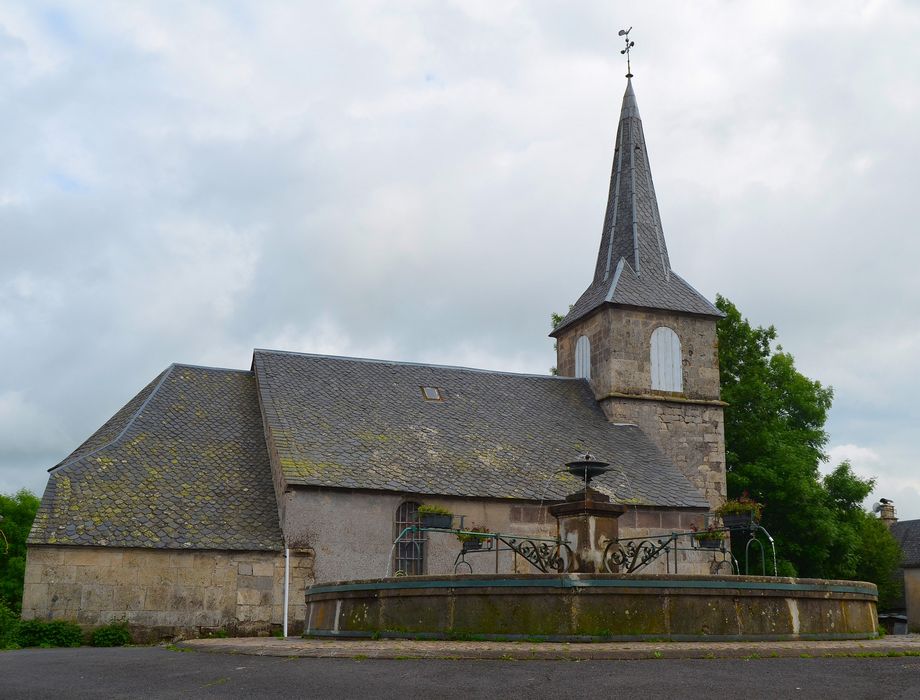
[22, 77, 727, 639]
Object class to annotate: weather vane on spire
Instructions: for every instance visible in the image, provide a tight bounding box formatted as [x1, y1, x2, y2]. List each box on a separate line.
[618, 27, 635, 78]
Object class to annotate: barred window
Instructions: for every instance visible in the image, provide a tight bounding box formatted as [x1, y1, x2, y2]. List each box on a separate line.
[394, 501, 425, 575]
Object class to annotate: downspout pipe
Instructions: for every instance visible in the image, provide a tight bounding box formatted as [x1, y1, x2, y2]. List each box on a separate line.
[283, 547, 290, 638]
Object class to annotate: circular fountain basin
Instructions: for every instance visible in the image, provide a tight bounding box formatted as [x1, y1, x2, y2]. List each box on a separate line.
[304, 573, 878, 641]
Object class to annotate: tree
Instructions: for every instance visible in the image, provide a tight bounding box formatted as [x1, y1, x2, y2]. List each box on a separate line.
[0, 489, 40, 612]
[717, 296, 901, 592]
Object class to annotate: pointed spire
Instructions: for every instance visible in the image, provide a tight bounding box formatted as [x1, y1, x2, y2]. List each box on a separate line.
[592, 78, 670, 287]
[551, 79, 721, 337]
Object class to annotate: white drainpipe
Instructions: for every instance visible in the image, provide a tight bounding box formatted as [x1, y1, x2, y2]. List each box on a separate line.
[283, 547, 290, 638]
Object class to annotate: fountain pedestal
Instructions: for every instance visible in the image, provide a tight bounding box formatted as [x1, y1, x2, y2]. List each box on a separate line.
[549, 487, 625, 573]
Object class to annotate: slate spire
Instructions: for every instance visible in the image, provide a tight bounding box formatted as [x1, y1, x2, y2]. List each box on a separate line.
[592, 77, 671, 287]
[551, 79, 721, 337]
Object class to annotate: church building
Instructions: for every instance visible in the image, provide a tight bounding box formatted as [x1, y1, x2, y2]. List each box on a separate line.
[22, 77, 727, 640]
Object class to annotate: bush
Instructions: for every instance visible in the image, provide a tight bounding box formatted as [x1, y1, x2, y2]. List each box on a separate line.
[17, 619, 83, 647]
[91, 621, 132, 647]
[0, 599, 20, 649]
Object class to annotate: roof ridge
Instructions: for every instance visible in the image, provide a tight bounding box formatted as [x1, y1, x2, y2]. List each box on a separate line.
[253, 348, 577, 381]
[49, 364, 176, 473]
[172, 362, 252, 375]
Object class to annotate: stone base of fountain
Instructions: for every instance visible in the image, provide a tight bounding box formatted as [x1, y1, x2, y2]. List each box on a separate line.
[303, 573, 878, 641]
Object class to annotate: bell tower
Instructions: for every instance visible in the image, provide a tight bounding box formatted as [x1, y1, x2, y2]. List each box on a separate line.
[550, 76, 726, 509]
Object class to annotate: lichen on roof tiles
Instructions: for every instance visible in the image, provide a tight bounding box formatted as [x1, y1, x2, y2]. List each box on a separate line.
[29, 364, 282, 551]
[253, 349, 709, 508]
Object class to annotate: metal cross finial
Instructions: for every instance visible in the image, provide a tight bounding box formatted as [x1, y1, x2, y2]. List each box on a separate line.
[618, 27, 635, 78]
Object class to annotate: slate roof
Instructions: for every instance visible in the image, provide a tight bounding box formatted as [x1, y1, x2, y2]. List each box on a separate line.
[891, 519, 920, 568]
[552, 79, 721, 336]
[29, 365, 282, 551]
[252, 349, 710, 508]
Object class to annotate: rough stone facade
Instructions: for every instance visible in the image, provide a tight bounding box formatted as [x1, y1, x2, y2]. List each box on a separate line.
[21, 546, 314, 641]
[556, 306, 726, 509]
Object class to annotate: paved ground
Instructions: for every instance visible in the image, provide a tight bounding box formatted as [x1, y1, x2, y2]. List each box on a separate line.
[2, 646, 920, 699]
[181, 633, 920, 660]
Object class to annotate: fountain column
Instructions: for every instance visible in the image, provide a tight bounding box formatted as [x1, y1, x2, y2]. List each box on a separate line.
[549, 457, 625, 573]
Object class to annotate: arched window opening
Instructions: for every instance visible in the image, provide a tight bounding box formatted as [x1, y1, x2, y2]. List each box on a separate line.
[650, 327, 682, 392]
[575, 335, 591, 380]
[394, 501, 425, 575]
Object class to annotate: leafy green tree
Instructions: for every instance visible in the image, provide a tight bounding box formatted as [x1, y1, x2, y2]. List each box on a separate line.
[0, 489, 40, 612]
[717, 296, 901, 592]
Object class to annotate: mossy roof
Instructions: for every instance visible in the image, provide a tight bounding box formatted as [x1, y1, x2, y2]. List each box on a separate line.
[252, 349, 710, 508]
[28, 365, 282, 550]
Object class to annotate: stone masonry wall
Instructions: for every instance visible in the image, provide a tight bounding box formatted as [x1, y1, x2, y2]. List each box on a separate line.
[556, 306, 726, 510]
[601, 398, 725, 509]
[21, 546, 314, 641]
[557, 306, 720, 400]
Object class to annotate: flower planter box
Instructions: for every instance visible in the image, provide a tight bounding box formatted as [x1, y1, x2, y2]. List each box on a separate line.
[721, 513, 754, 530]
[461, 540, 484, 551]
[698, 538, 723, 550]
[420, 513, 453, 529]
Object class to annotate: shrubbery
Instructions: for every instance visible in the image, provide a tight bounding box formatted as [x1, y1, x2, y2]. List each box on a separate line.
[91, 621, 132, 647]
[16, 619, 84, 647]
[0, 599, 20, 649]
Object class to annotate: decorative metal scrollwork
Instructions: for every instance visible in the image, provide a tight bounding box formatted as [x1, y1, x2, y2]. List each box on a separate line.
[500, 538, 572, 573]
[603, 537, 672, 573]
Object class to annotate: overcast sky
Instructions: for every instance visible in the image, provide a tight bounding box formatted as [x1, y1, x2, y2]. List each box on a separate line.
[1, 1, 918, 519]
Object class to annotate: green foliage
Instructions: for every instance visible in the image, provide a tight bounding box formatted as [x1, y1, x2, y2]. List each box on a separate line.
[417, 504, 451, 516]
[692, 527, 727, 542]
[0, 599, 20, 649]
[91, 621, 132, 647]
[0, 489, 40, 612]
[717, 296, 902, 593]
[456, 526, 489, 543]
[17, 619, 83, 647]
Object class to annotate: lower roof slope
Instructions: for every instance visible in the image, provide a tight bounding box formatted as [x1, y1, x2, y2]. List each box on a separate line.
[29, 365, 282, 551]
[253, 349, 709, 509]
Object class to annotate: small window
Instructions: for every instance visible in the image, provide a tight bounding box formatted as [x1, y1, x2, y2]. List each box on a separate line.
[650, 326, 682, 392]
[394, 501, 425, 575]
[575, 335, 591, 379]
[421, 386, 442, 401]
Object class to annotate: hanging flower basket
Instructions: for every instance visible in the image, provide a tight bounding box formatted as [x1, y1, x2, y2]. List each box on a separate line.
[692, 527, 727, 550]
[418, 505, 453, 529]
[715, 492, 763, 530]
[458, 526, 490, 551]
[721, 513, 754, 530]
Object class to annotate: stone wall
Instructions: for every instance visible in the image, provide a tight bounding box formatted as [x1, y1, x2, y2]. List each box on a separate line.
[556, 307, 721, 401]
[285, 488, 715, 582]
[906, 568, 920, 633]
[21, 545, 314, 641]
[555, 306, 726, 510]
[600, 398, 725, 509]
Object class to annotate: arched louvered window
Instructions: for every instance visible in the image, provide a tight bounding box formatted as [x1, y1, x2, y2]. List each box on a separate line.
[575, 335, 591, 380]
[394, 501, 425, 575]
[650, 327, 682, 392]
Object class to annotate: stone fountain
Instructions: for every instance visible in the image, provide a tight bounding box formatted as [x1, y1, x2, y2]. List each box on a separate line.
[302, 455, 880, 641]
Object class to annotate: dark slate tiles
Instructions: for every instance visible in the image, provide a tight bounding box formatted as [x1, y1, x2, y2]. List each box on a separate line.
[891, 519, 920, 567]
[253, 349, 710, 508]
[552, 79, 722, 336]
[29, 365, 282, 551]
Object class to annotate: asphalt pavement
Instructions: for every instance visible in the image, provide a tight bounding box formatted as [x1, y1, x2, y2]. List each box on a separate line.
[2, 646, 920, 699]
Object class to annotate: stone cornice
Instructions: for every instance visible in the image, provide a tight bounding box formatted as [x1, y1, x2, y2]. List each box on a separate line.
[597, 391, 728, 408]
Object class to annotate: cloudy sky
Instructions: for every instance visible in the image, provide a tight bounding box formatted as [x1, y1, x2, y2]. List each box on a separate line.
[1, 1, 918, 519]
